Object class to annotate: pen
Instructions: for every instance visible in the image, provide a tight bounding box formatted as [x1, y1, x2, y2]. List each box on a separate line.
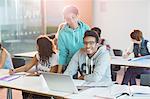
[7, 75, 22, 82]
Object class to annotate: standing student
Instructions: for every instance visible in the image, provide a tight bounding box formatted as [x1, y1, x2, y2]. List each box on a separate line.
[0, 43, 13, 69]
[64, 30, 112, 84]
[9, 35, 60, 99]
[57, 5, 90, 73]
[121, 30, 150, 85]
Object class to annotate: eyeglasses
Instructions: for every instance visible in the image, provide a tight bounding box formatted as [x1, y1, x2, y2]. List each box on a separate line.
[83, 41, 96, 45]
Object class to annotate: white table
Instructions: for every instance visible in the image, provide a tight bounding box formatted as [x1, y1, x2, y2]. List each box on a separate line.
[0, 69, 71, 99]
[0, 69, 149, 99]
[13, 51, 37, 58]
[111, 56, 150, 68]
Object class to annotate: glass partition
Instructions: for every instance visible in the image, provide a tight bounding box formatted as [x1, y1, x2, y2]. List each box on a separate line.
[0, 0, 41, 54]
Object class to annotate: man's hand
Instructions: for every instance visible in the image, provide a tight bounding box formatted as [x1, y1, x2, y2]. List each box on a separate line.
[9, 69, 16, 75]
[78, 75, 84, 80]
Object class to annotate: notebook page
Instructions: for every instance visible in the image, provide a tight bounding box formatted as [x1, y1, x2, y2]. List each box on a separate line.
[110, 84, 130, 97]
[130, 85, 150, 96]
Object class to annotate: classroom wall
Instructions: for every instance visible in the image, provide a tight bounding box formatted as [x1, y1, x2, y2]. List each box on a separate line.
[148, 2, 150, 38]
[93, 0, 150, 51]
[46, 0, 93, 26]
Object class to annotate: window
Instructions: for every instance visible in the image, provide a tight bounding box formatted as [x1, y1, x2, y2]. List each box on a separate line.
[0, 0, 41, 54]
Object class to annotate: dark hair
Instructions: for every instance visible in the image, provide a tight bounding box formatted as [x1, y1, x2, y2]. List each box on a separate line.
[48, 35, 55, 39]
[36, 35, 55, 64]
[83, 30, 99, 43]
[130, 30, 143, 41]
[63, 5, 79, 15]
[91, 27, 101, 37]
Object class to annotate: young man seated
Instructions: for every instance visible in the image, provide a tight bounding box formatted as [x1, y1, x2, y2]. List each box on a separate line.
[64, 30, 112, 85]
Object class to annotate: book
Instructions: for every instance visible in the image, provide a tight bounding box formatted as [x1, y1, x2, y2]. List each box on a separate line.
[111, 84, 150, 98]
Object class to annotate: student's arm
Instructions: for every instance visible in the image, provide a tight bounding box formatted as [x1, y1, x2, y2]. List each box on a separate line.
[50, 65, 62, 73]
[63, 51, 79, 76]
[0, 49, 7, 69]
[49, 53, 63, 73]
[9, 56, 38, 74]
[57, 65, 63, 73]
[103, 39, 114, 56]
[84, 47, 111, 82]
[123, 43, 133, 58]
[58, 31, 68, 65]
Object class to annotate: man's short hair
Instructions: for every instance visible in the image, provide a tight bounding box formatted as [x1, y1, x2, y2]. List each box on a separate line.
[83, 30, 99, 43]
[63, 5, 79, 15]
[91, 27, 101, 37]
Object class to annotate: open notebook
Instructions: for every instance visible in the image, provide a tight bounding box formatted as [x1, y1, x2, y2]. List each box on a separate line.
[111, 85, 150, 98]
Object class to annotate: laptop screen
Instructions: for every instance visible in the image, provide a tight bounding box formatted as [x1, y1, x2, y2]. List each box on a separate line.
[42, 73, 79, 94]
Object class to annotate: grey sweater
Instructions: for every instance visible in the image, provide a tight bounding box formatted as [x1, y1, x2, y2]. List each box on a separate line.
[64, 46, 112, 84]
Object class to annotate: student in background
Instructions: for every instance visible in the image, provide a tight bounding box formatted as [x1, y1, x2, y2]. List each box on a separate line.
[0, 43, 13, 69]
[91, 27, 114, 56]
[57, 5, 90, 74]
[64, 30, 112, 85]
[9, 35, 61, 99]
[122, 30, 150, 85]
[48, 34, 58, 51]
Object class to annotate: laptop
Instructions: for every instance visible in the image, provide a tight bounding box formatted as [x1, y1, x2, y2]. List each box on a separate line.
[42, 72, 79, 94]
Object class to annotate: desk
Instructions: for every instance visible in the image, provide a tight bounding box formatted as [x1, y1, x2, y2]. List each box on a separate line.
[0, 69, 71, 99]
[0, 69, 150, 99]
[13, 51, 37, 58]
[111, 56, 150, 68]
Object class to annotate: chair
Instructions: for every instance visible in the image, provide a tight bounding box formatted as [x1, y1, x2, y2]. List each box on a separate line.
[12, 57, 25, 69]
[111, 71, 117, 81]
[140, 74, 150, 86]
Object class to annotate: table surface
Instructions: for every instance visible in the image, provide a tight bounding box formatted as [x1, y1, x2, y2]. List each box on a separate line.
[0, 69, 150, 99]
[111, 56, 150, 68]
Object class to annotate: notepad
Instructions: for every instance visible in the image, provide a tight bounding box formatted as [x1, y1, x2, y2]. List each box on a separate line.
[0, 73, 25, 82]
[111, 85, 150, 98]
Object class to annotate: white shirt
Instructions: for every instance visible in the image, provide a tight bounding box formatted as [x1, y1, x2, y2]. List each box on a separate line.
[35, 53, 58, 72]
